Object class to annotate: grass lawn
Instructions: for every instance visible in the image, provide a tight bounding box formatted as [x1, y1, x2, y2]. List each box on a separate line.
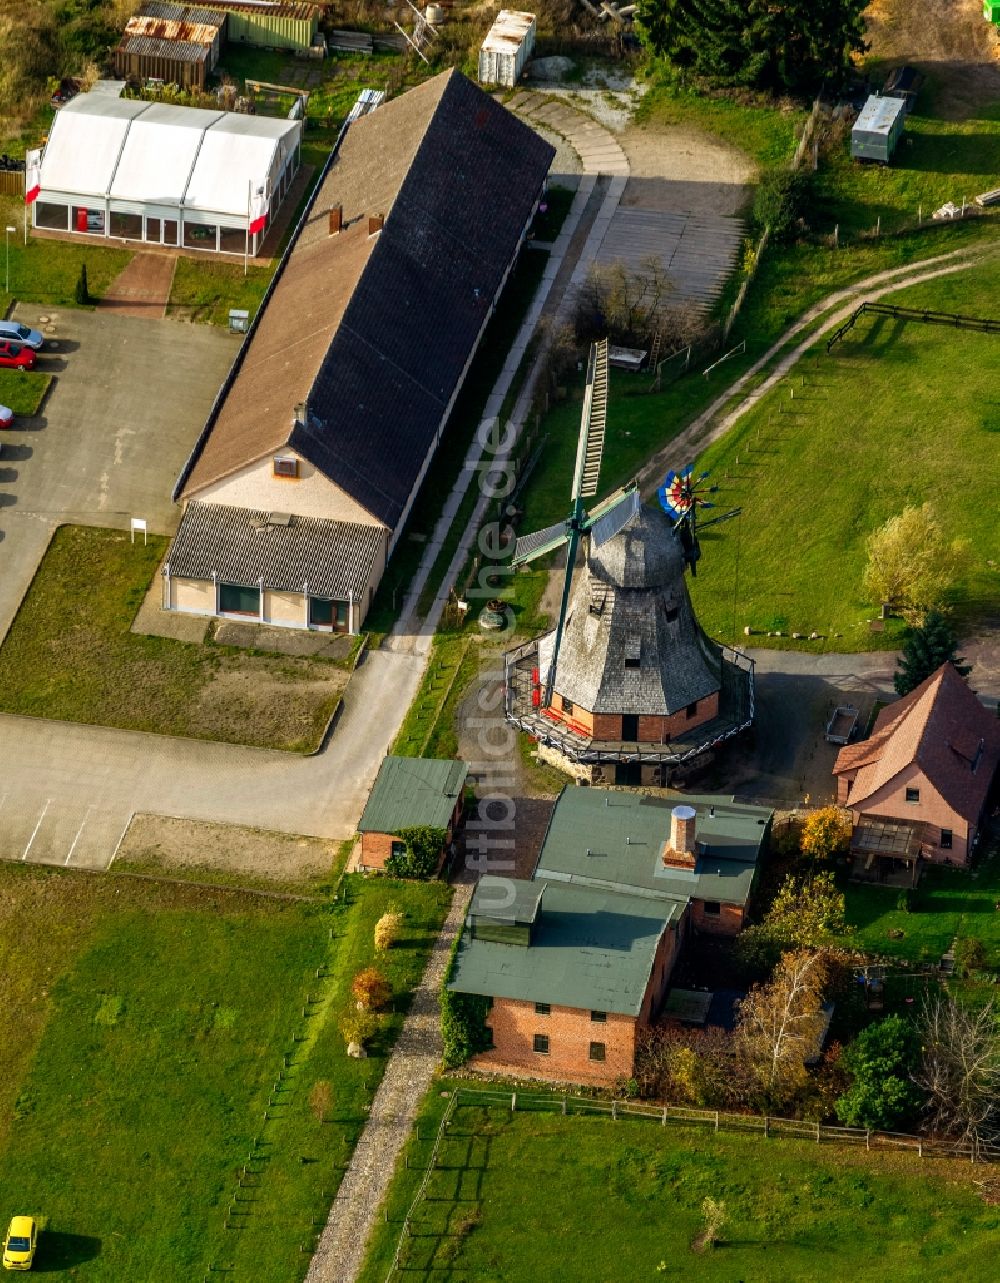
[836, 836, 1000, 968]
[167, 257, 273, 325]
[359, 1087, 1000, 1283]
[687, 254, 1000, 649]
[0, 525, 349, 751]
[0, 368, 50, 415]
[0, 860, 448, 1281]
[0, 221, 132, 313]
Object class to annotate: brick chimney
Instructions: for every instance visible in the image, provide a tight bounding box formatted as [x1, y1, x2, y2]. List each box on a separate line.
[661, 805, 697, 869]
[328, 204, 343, 235]
[368, 212, 384, 236]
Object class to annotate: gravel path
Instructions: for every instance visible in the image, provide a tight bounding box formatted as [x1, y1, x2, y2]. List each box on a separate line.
[304, 878, 474, 1283]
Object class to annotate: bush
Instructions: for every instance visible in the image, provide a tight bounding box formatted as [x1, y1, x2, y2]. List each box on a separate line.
[374, 910, 404, 952]
[341, 1009, 380, 1050]
[440, 935, 492, 1068]
[835, 1014, 922, 1131]
[753, 169, 815, 243]
[955, 937, 988, 978]
[351, 966, 391, 1012]
[896, 888, 915, 913]
[385, 825, 446, 880]
[799, 807, 851, 864]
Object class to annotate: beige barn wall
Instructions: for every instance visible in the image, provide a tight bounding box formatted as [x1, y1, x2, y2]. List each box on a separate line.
[265, 588, 306, 626]
[190, 452, 382, 528]
[170, 576, 215, 613]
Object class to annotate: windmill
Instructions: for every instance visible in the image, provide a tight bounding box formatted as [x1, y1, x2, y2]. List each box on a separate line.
[511, 339, 641, 705]
[657, 464, 741, 575]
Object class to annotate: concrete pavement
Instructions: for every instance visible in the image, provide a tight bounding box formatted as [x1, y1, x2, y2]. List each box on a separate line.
[0, 304, 238, 643]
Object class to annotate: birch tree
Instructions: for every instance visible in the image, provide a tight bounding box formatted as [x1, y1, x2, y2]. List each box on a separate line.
[736, 948, 828, 1110]
[915, 993, 1000, 1149]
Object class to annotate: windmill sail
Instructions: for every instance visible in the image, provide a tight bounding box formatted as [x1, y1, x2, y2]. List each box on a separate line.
[571, 338, 608, 501]
[589, 488, 641, 550]
[512, 520, 570, 566]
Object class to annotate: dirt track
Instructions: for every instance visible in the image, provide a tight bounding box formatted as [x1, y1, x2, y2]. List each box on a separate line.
[866, 0, 1000, 117]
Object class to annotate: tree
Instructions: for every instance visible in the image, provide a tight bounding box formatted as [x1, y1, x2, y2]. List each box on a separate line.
[799, 806, 851, 864]
[636, 0, 868, 95]
[576, 256, 700, 348]
[75, 262, 90, 305]
[341, 1008, 380, 1051]
[915, 993, 1000, 1147]
[753, 168, 815, 243]
[863, 503, 971, 625]
[736, 871, 847, 968]
[385, 825, 447, 880]
[635, 1025, 749, 1107]
[736, 948, 829, 1109]
[692, 1197, 728, 1253]
[954, 937, 988, 978]
[894, 610, 971, 696]
[374, 910, 404, 952]
[351, 966, 391, 1012]
[835, 1014, 922, 1130]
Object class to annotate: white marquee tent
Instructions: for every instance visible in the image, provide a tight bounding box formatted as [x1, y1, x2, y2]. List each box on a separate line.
[33, 95, 301, 255]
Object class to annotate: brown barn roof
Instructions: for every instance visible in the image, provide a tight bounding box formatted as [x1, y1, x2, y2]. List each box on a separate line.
[834, 663, 1000, 823]
[176, 69, 553, 526]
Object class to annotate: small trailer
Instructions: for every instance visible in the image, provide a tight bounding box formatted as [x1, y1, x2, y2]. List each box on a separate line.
[825, 704, 860, 745]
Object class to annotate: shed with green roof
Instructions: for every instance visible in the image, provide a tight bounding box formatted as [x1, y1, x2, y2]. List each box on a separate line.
[357, 755, 468, 873]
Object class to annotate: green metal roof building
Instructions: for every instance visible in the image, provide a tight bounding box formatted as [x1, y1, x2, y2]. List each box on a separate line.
[447, 788, 771, 1078]
[357, 755, 468, 873]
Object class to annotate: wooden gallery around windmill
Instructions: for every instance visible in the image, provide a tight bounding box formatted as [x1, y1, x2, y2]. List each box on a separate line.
[505, 341, 755, 787]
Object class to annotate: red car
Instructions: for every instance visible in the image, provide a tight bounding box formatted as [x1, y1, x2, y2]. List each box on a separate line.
[0, 341, 36, 371]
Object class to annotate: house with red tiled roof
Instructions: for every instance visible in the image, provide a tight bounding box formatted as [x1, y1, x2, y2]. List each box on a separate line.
[833, 664, 1000, 885]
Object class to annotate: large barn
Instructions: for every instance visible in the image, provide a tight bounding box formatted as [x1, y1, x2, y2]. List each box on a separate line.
[32, 94, 301, 255]
[163, 70, 554, 634]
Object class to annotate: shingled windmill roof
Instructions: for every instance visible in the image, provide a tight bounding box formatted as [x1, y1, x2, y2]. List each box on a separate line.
[538, 504, 724, 716]
[177, 70, 554, 526]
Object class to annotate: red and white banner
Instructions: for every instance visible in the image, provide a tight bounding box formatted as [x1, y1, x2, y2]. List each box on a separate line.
[248, 186, 268, 237]
[24, 149, 41, 205]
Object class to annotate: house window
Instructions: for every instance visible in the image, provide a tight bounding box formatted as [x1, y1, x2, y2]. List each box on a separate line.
[703, 901, 721, 916]
[905, 787, 920, 804]
[532, 1033, 549, 1054]
[273, 455, 299, 478]
[591, 1010, 607, 1023]
[390, 840, 406, 860]
[218, 583, 260, 615]
[561, 696, 574, 715]
[589, 1042, 606, 1062]
[309, 597, 349, 632]
[940, 829, 953, 850]
[535, 1002, 551, 1015]
[685, 700, 699, 720]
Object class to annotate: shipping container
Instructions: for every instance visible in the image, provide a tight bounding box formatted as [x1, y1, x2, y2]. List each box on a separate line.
[851, 94, 906, 163]
[478, 10, 536, 89]
[210, 0, 319, 51]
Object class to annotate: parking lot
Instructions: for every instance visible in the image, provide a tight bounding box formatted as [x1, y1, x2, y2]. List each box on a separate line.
[0, 304, 239, 643]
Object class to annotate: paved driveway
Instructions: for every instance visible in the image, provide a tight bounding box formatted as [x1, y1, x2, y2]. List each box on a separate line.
[0, 305, 239, 643]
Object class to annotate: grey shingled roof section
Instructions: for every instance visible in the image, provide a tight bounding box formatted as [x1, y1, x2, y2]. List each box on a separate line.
[357, 755, 468, 835]
[539, 505, 723, 715]
[166, 501, 383, 600]
[533, 787, 771, 908]
[179, 69, 554, 529]
[449, 880, 679, 1016]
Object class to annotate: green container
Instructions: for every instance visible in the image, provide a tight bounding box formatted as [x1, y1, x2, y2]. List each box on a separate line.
[986, 0, 1000, 21]
[223, 6, 318, 52]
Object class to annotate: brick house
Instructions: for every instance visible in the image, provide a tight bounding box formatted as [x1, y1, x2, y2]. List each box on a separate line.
[447, 788, 771, 1085]
[833, 663, 1000, 884]
[356, 755, 468, 874]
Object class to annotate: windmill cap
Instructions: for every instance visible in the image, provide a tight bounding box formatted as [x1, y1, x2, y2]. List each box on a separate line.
[588, 505, 685, 588]
[672, 805, 697, 822]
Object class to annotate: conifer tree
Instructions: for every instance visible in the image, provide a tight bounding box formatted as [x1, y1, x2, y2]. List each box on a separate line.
[894, 611, 970, 696]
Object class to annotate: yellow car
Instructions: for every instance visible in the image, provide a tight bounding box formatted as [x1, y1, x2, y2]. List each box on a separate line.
[2, 1217, 37, 1271]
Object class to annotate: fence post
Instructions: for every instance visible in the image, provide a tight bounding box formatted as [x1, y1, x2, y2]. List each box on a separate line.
[764, 1116, 770, 1139]
[662, 1107, 667, 1127]
[816, 1120, 821, 1144]
[511, 1092, 516, 1113]
[562, 1097, 567, 1116]
[866, 1130, 871, 1151]
[612, 1101, 618, 1121]
[714, 1111, 719, 1134]
[918, 1139, 923, 1158]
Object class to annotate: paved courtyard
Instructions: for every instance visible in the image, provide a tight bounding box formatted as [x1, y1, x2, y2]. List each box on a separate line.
[0, 305, 239, 644]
